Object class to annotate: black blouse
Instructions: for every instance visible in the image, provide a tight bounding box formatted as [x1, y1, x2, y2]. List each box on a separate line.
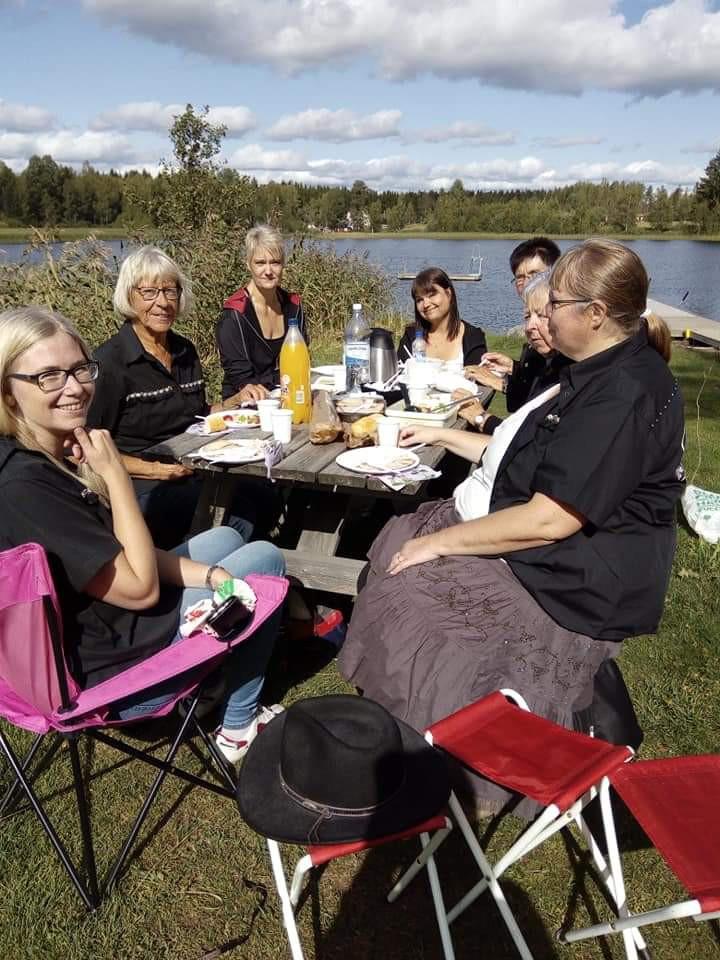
[490, 328, 685, 641]
[0, 441, 181, 686]
[88, 323, 208, 454]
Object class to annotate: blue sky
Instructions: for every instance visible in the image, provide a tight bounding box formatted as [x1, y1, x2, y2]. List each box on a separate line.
[1, 0, 719, 191]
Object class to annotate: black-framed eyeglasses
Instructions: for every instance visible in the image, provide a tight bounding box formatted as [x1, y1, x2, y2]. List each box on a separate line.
[7, 360, 99, 393]
[547, 297, 590, 312]
[134, 286, 181, 302]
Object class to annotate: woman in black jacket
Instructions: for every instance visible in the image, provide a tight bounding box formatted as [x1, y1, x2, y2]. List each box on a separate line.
[398, 267, 487, 367]
[216, 225, 307, 403]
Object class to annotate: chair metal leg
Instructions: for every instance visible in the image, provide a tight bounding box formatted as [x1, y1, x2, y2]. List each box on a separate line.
[102, 697, 200, 895]
[387, 822, 452, 902]
[0, 729, 98, 910]
[0, 731, 45, 816]
[419, 831, 456, 960]
[66, 734, 101, 907]
[448, 792, 535, 960]
[268, 839, 306, 960]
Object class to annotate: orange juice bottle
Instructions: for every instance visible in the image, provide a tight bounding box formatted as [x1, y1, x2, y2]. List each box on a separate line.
[279, 318, 311, 424]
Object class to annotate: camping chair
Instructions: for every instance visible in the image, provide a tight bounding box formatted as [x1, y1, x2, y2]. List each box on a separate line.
[267, 815, 455, 960]
[559, 754, 720, 958]
[0, 541, 287, 910]
[392, 690, 639, 960]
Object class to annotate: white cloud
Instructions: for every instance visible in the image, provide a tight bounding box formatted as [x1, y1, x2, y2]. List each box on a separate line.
[84, 0, 720, 97]
[568, 159, 703, 186]
[266, 108, 402, 142]
[533, 136, 605, 148]
[407, 122, 515, 145]
[0, 130, 141, 165]
[0, 99, 55, 132]
[229, 143, 308, 171]
[91, 101, 255, 136]
[680, 140, 719, 154]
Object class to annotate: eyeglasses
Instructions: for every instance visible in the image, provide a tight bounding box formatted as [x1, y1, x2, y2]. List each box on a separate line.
[547, 297, 590, 312]
[512, 270, 543, 286]
[134, 286, 181, 302]
[7, 360, 99, 393]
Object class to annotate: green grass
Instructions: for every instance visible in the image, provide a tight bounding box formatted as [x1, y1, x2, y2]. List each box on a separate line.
[0, 226, 132, 244]
[0, 340, 718, 959]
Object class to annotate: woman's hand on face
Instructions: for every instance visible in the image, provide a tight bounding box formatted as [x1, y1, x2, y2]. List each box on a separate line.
[398, 425, 438, 447]
[71, 427, 127, 478]
[387, 537, 442, 575]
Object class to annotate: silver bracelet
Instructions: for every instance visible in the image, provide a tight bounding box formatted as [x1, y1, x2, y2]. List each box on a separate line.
[205, 564, 221, 590]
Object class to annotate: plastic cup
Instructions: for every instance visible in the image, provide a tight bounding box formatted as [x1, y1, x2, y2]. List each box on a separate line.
[271, 408, 293, 444]
[377, 417, 400, 447]
[408, 386, 429, 408]
[257, 398, 280, 432]
[334, 366, 347, 393]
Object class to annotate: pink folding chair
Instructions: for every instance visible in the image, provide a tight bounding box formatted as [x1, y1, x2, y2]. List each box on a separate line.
[394, 690, 639, 960]
[559, 754, 720, 958]
[0, 541, 288, 910]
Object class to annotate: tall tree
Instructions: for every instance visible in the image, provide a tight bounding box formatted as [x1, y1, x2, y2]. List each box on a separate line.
[696, 147, 720, 209]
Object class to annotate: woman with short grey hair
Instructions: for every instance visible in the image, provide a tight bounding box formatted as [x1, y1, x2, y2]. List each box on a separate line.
[87, 245, 255, 548]
[217, 224, 307, 403]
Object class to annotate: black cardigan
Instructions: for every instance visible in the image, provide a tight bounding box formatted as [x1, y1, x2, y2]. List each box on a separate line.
[397, 322, 487, 366]
[216, 286, 307, 398]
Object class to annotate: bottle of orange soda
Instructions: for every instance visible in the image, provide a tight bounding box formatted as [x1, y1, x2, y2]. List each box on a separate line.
[279, 317, 311, 424]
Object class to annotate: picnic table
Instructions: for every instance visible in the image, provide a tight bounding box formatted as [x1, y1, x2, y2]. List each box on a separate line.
[145, 393, 491, 596]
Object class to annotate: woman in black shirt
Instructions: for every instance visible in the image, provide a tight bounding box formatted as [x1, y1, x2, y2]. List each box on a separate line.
[216, 224, 307, 402]
[339, 240, 684, 815]
[0, 305, 285, 766]
[397, 267, 487, 367]
[88, 246, 259, 549]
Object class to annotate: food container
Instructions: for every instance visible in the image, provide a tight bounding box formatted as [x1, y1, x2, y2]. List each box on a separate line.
[384, 398, 459, 429]
[336, 393, 386, 448]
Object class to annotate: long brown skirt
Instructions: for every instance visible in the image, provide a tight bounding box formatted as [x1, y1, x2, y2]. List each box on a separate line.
[338, 499, 621, 817]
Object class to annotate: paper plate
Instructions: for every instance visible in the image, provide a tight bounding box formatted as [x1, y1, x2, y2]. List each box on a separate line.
[335, 447, 420, 476]
[431, 373, 479, 396]
[194, 437, 267, 464]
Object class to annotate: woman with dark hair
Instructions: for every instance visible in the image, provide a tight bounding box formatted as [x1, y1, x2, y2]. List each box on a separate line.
[397, 267, 487, 367]
[340, 239, 684, 815]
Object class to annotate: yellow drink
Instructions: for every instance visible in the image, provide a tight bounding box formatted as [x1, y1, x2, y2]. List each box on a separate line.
[279, 319, 311, 424]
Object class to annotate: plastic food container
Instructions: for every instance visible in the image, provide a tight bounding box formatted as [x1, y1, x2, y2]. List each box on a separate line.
[384, 399, 458, 428]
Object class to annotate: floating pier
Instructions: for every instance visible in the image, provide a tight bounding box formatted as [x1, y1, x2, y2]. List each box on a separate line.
[647, 298, 720, 349]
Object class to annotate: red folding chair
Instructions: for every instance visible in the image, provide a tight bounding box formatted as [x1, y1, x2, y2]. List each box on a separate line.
[396, 690, 639, 960]
[0, 542, 288, 909]
[559, 754, 720, 958]
[267, 815, 455, 960]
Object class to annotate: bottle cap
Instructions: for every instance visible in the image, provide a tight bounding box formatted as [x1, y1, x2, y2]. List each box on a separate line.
[353, 303, 362, 310]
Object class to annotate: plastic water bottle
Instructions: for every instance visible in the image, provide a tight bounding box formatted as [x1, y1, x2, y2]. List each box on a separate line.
[279, 317, 311, 424]
[412, 328, 427, 362]
[343, 302, 371, 393]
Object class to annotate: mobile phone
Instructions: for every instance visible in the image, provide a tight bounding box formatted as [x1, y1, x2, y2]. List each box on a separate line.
[206, 595, 253, 640]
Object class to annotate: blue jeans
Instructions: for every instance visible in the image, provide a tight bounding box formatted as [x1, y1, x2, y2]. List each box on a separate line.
[116, 528, 285, 728]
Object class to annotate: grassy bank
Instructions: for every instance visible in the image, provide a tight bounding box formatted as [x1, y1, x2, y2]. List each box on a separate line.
[0, 226, 133, 245]
[0, 339, 718, 959]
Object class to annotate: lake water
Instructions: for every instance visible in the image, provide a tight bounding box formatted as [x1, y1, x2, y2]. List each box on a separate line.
[2, 236, 718, 332]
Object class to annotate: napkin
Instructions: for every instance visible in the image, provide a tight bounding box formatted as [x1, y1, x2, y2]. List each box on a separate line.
[378, 463, 441, 491]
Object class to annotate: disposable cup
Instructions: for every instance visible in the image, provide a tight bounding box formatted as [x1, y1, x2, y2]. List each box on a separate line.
[271, 408, 293, 444]
[377, 417, 400, 447]
[257, 398, 280, 432]
[334, 367, 347, 393]
[408, 386, 429, 408]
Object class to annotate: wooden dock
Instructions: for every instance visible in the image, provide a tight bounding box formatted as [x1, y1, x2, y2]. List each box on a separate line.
[648, 298, 720, 348]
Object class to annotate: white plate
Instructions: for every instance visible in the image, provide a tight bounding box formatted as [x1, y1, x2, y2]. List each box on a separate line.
[194, 437, 267, 464]
[431, 373, 479, 395]
[335, 447, 420, 476]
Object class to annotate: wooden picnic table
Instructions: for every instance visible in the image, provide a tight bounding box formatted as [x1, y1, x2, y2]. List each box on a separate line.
[145, 392, 491, 596]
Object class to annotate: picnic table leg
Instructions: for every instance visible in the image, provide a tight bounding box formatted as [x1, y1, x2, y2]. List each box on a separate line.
[189, 471, 240, 536]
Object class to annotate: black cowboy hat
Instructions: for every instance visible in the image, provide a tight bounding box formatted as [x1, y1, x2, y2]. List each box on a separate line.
[237, 695, 450, 845]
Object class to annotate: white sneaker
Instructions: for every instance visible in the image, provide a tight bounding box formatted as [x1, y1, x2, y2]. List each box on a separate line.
[215, 704, 285, 764]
